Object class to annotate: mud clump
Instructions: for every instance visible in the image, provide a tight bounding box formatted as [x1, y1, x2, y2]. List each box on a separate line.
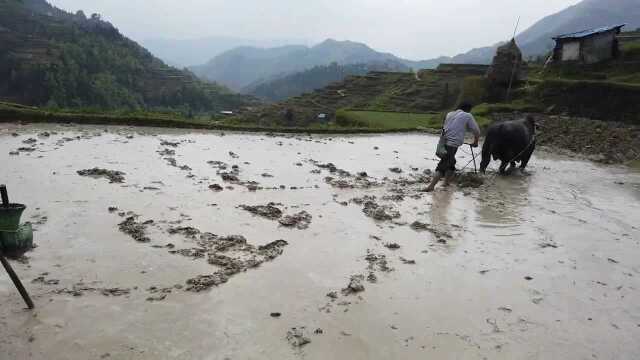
[365, 251, 393, 273]
[384, 243, 401, 250]
[207, 160, 229, 171]
[342, 275, 365, 295]
[170, 248, 207, 259]
[209, 184, 224, 191]
[77, 168, 126, 183]
[410, 221, 430, 231]
[118, 216, 152, 243]
[160, 140, 180, 148]
[167, 226, 201, 239]
[54, 283, 131, 297]
[101, 288, 131, 297]
[351, 195, 376, 205]
[279, 211, 312, 229]
[240, 203, 283, 220]
[410, 221, 453, 240]
[157, 148, 175, 156]
[457, 173, 484, 188]
[325, 176, 381, 189]
[363, 201, 400, 221]
[186, 273, 229, 290]
[220, 173, 240, 183]
[32, 274, 59, 285]
[400, 257, 416, 265]
[258, 240, 289, 259]
[185, 236, 289, 292]
[311, 161, 351, 177]
[286, 327, 311, 348]
[16, 147, 36, 152]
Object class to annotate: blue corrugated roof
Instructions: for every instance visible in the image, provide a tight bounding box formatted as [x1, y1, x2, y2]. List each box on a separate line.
[553, 24, 626, 40]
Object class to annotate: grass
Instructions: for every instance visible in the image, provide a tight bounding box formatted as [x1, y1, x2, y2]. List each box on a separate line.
[0, 101, 456, 134]
[334, 109, 493, 131]
[629, 159, 640, 171]
[0, 102, 500, 134]
[336, 110, 442, 130]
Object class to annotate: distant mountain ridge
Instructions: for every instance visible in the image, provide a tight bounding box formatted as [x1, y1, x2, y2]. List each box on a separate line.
[141, 36, 309, 68]
[190, 39, 440, 92]
[433, 0, 640, 64]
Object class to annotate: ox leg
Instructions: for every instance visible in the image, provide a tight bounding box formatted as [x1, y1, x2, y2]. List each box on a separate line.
[499, 161, 508, 174]
[520, 143, 536, 171]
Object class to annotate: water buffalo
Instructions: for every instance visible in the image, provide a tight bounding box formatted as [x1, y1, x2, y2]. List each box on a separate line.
[480, 116, 536, 174]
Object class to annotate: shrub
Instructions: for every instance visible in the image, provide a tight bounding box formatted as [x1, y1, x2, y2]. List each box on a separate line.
[457, 76, 488, 106]
[335, 109, 368, 127]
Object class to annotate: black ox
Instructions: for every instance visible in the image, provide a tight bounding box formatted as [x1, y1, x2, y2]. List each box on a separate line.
[480, 116, 536, 174]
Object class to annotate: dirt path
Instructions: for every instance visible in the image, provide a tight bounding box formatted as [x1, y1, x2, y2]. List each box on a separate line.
[1, 123, 639, 359]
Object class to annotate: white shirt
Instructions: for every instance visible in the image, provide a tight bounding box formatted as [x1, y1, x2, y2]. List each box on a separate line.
[443, 110, 481, 147]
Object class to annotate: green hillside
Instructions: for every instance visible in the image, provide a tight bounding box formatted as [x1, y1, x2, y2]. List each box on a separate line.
[246, 61, 410, 102]
[0, 0, 252, 112]
[227, 64, 491, 128]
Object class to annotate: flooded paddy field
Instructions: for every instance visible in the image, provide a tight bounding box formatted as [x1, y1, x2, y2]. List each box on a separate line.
[1, 123, 640, 360]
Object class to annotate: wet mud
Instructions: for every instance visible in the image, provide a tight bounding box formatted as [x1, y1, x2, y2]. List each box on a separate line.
[1, 124, 639, 360]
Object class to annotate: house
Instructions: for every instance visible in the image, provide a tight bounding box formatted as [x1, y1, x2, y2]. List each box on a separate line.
[552, 24, 625, 64]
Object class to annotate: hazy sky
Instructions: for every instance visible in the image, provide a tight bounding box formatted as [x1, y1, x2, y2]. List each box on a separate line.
[48, 0, 580, 60]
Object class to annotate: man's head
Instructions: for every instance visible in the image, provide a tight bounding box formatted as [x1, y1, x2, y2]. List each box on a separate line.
[458, 101, 473, 113]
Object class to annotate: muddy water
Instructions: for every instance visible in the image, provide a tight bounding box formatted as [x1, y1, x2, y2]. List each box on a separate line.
[1, 124, 639, 360]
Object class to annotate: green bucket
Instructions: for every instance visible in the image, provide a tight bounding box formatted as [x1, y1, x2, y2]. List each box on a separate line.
[0, 223, 33, 256]
[0, 204, 26, 231]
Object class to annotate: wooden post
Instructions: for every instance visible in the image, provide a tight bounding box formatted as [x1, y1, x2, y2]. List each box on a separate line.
[0, 250, 34, 309]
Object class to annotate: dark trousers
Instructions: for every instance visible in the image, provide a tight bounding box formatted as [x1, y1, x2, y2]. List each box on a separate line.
[435, 145, 458, 175]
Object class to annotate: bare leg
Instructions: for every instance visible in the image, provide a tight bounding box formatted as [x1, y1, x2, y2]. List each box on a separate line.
[443, 170, 455, 187]
[425, 172, 443, 192]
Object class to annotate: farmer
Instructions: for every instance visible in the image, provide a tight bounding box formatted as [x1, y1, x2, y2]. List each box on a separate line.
[425, 102, 480, 192]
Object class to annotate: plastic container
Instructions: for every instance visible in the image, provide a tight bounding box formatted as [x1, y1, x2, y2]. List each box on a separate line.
[0, 204, 26, 231]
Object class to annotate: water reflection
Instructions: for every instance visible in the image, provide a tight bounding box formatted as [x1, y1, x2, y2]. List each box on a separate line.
[475, 172, 533, 227]
[430, 188, 454, 225]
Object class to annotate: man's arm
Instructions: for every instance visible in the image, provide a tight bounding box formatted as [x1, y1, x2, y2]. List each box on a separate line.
[467, 114, 481, 147]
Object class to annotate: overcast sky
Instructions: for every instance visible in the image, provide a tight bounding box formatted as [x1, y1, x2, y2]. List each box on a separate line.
[48, 0, 580, 60]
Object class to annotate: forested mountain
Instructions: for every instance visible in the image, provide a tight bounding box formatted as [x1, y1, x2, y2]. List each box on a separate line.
[246, 61, 410, 102]
[191, 39, 439, 92]
[432, 0, 640, 64]
[0, 0, 251, 111]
